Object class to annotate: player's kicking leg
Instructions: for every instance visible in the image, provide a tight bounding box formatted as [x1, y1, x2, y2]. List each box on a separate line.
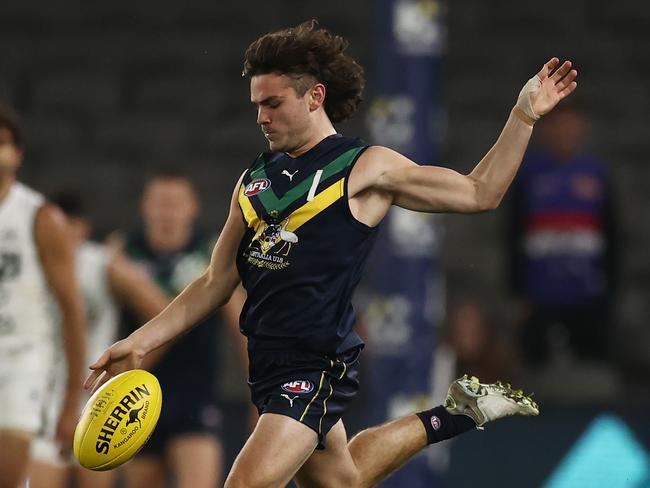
[295, 375, 538, 488]
[224, 413, 320, 488]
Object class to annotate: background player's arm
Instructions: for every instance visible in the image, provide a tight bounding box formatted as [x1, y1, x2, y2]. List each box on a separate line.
[354, 58, 577, 221]
[107, 252, 172, 369]
[35, 203, 86, 451]
[85, 174, 246, 390]
[107, 252, 171, 321]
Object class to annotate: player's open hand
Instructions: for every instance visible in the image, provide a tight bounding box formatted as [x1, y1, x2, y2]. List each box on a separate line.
[84, 337, 144, 393]
[531, 58, 578, 116]
[516, 58, 578, 123]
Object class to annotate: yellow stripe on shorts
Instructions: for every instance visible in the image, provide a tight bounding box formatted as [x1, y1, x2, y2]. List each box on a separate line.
[300, 371, 326, 422]
[318, 382, 335, 434]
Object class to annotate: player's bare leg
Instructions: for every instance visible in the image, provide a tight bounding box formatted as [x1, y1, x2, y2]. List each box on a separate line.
[166, 434, 223, 488]
[293, 420, 361, 487]
[296, 375, 539, 488]
[25, 460, 68, 488]
[0, 430, 32, 488]
[75, 465, 116, 488]
[224, 413, 318, 488]
[123, 455, 166, 488]
[294, 417, 425, 488]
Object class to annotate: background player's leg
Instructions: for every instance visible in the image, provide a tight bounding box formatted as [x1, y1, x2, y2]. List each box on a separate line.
[294, 417, 426, 488]
[25, 460, 67, 488]
[27, 429, 71, 488]
[75, 465, 116, 488]
[224, 413, 318, 488]
[166, 433, 223, 488]
[123, 455, 166, 488]
[0, 430, 32, 488]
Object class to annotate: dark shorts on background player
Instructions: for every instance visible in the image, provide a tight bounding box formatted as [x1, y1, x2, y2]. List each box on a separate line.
[137, 396, 223, 457]
[249, 346, 361, 449]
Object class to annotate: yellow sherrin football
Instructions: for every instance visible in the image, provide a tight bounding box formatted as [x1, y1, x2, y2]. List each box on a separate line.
[73, 369, 162, 471]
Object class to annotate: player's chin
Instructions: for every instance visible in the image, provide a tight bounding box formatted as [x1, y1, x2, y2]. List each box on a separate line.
[267, 140, 287, 152]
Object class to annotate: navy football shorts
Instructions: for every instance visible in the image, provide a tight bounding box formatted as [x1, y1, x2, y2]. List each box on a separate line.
[248, 346, 361, 449]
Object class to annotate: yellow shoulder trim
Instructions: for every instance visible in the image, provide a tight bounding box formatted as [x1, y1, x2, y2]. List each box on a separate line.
[238, 185, 260, 229]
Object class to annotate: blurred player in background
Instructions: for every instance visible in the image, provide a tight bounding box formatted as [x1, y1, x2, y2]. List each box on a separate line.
[87, 22, 576, 487]
[118, 171, 245, 488]
[0, 106, 86, 488]
[507, 105, 618, 368]
[27, 191, 170, 488]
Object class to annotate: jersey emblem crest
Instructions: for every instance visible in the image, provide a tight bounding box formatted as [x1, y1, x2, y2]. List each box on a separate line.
[244, 178, 271, 196]
[251, 217, 298, 254]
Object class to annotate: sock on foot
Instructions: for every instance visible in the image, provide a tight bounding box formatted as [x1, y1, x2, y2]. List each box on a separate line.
[416, 406, 476, 445]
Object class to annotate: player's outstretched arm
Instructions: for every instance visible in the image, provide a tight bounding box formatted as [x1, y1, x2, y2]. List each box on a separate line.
[85, 174, 247, 392]
[366, 58, 577, 216]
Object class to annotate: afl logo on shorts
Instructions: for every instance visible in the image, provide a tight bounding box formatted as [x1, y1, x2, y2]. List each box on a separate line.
[244, 179, 271, 196]
[281, 380, 314, 394]
[430, 415, 441, 431]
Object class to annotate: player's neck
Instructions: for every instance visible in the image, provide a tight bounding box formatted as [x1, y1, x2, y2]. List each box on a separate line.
[0, 174, 15, 203]
[145, 227, 193, 255]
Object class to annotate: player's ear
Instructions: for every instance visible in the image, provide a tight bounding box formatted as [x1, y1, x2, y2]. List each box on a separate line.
[309, 83, 326, 111]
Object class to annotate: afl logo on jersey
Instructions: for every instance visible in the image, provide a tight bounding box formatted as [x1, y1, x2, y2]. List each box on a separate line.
[244, 179, 271, 196]
[281, 380, 314, 394]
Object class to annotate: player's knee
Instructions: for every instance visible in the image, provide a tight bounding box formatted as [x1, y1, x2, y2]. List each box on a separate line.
[298, 467, 362, 488]
[335, 469, 362, 488]
[223, 469, 271, 488]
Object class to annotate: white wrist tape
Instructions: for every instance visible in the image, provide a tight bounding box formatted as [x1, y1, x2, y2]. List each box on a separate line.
[516, 75, 542, 121]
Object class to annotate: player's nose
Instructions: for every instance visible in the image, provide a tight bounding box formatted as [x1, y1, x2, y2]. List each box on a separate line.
[257, 107, 270, 125]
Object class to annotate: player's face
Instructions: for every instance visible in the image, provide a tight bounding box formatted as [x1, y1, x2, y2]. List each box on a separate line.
[542, 109, 587, 161]
[0, 127, 22, 177]
[251, 73, 312, 153]
[140, 178, 199, 234]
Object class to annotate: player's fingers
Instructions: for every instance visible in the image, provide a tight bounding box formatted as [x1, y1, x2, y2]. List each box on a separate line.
[83, 369, 102, 390]
[91, 371, 112, 394]
[550, 60, 572, 83]
[556, 69, 578, 90]
[559, 81, 578, 99]
[538, 57, 559, 80]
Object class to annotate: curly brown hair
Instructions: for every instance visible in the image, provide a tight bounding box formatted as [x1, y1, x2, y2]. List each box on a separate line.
[242, 20, 365, 123]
